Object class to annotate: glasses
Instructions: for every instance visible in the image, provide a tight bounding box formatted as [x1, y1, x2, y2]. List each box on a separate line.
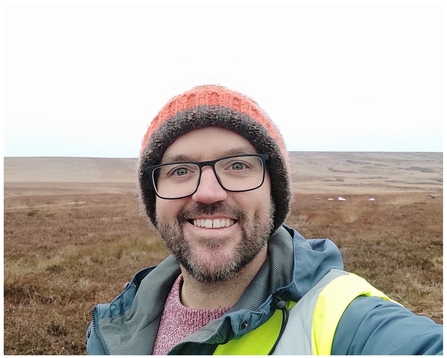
[145, 154, 269, 200]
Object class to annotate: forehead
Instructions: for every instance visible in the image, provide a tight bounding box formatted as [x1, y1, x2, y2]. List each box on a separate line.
[161, 127, 257, 163]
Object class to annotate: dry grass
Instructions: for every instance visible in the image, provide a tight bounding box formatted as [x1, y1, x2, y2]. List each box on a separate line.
[288, 193, 443, 321]
[4, 193, 168, 355]
[3, 154, 443, 355]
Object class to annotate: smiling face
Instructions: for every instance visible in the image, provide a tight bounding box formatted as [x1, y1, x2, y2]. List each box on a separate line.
[155, 127, 274, 283]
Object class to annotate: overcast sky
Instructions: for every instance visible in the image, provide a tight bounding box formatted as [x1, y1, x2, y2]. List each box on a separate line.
[3, 1, 444, 157]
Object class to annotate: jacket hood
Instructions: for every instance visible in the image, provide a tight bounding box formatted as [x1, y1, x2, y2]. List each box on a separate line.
[216, 225, 344, 342]
[88, 225, 344, 355]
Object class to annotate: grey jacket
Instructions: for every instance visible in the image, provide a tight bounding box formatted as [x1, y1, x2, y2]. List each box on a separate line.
[86, 225, 443, 355]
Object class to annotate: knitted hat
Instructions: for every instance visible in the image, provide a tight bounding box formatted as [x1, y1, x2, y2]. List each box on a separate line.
[138, 85, 291, 232]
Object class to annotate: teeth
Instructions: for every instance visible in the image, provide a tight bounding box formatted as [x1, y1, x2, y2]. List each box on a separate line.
[193, 218, 235, 228]
[205, 219, 212, 228]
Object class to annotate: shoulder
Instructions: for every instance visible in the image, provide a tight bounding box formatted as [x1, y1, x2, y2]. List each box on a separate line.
[333, 295, 443, 355]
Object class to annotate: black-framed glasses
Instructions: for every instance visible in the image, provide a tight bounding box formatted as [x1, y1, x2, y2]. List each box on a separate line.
[145, 154, 269, 199]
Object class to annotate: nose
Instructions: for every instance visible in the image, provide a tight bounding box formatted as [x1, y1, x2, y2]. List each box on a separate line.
[191, 166, 228, 204]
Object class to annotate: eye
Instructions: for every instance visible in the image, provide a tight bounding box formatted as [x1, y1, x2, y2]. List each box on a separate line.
[171, 166, 190, 177]
[159, 163, 197, 179]
[230, 162, 247, 171]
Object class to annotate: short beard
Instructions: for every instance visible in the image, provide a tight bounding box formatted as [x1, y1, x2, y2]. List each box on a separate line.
[156, 201, 275, 283]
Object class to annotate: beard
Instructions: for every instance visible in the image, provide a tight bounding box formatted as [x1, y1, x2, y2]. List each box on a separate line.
[156, 201, 275, 283]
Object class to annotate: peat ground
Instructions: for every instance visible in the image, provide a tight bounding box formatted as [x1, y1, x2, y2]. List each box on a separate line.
[4, 153, 443, 354]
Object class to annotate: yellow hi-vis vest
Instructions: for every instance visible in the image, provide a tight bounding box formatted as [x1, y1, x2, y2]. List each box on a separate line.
[214, 269, 396, 355]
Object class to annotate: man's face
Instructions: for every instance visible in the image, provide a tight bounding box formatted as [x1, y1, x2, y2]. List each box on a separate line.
[155, 127, 274, 283]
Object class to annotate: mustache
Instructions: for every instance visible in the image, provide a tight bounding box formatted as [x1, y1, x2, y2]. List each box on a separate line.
[177, 202, 245, 222]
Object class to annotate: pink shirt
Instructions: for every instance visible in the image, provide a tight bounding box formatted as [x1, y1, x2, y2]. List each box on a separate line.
[152, 275, 231, 355]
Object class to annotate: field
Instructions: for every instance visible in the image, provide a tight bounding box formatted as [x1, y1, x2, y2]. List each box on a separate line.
[4, 152, 443, 355]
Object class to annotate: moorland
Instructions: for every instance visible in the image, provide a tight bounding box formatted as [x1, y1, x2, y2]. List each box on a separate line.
[4, 152, 443, 354]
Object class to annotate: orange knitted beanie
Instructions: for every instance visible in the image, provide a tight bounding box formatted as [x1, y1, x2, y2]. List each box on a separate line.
[138, 85, 291, 232]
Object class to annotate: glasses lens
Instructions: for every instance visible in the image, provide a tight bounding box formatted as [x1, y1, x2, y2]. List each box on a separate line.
[152, 163, 200, 199]
[215, 155, 265, 191]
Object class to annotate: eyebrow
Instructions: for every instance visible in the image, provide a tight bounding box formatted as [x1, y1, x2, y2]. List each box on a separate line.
[161, 146, 258, 164]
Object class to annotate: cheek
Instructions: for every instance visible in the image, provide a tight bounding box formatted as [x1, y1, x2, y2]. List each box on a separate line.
[242, 182, 272, 217]
[155, 198, 183, 222]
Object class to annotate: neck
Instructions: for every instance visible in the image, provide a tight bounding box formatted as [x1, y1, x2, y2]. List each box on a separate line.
[180, 246, 268, 310]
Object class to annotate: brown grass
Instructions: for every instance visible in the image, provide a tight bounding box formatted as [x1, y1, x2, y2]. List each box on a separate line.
[289, 193, 443, 321]
[3, 154, 443, 354]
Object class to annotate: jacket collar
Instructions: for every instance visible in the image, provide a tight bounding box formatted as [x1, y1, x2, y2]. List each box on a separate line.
[94, 225, 344, 354]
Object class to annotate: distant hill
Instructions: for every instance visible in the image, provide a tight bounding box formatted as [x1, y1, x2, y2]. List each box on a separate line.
[4, 157, 138, 183]
[4, 152, 443, 195]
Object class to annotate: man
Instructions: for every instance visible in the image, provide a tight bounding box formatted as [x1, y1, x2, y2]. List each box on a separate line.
[86, 85, 442, 355]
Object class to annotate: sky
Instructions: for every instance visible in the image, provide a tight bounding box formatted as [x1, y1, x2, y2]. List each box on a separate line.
[2, 0, 445, 158]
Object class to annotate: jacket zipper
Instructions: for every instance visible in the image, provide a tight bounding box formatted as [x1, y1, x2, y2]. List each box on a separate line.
[91, 307, 108, 355]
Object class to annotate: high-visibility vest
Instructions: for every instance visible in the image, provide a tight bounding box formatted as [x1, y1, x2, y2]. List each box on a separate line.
[214, 269, 396, 355]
